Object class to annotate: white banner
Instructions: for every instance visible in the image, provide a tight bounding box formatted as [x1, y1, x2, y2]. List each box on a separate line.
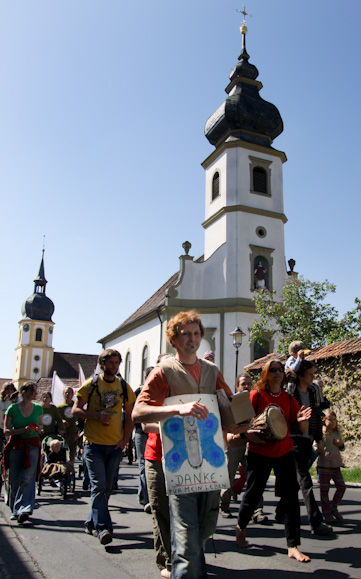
[160, 393, 229, 495]
[51, 372, 67, 406]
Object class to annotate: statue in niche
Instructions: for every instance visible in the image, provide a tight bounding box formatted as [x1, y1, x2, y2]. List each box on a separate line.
[254, 257, 268, 290]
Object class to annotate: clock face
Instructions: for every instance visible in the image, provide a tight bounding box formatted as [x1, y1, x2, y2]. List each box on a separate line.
[49, 327, 53, 334]
[23, 324, 30, 332]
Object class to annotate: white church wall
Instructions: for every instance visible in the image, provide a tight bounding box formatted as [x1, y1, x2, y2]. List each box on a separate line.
[204, 214, 227, 259]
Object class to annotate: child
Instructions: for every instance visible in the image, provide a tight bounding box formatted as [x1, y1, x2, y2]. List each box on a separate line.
[318, 409, 346, 523]
[285, 341, 307, 372]
[41, 439, 74, 486]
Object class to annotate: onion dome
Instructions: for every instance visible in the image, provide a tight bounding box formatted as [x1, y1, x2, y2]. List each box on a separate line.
[21, 253, 55, 321]
[205, 12, 283, 148]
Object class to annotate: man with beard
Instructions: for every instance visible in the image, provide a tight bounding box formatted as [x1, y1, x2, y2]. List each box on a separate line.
[73, 349, 136, 546]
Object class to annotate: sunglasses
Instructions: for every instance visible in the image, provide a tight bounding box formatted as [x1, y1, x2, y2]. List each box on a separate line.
[269, 367, 284, 373]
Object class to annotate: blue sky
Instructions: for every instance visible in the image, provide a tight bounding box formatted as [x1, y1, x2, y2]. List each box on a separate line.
[1, 0, 360, 378]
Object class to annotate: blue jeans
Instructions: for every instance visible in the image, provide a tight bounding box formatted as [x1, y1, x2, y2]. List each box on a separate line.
[84, 442, 123, 535]
[9, 444, 39, 516]
[169, 490, 220, 578]
[134, 430, 149, 505]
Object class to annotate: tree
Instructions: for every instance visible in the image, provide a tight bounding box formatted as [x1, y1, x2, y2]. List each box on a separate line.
[249, 276, 358, 356]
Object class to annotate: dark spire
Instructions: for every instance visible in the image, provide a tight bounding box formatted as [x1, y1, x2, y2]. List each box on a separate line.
[205, 9, 283, 148]
[33, 249, 47, 294]
[21, 251, 55, 321]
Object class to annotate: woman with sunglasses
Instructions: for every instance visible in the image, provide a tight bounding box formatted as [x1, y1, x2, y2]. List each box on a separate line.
[236, 359, 311, 563]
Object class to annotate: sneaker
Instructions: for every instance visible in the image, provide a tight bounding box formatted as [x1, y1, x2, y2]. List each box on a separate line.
[17, 513, 29, 524]
[144, 503, 152, 514]
[312, 522, 333, 535]
[49, 479, 59, 488]
[99, 530, 112, 546]
[331, 505, 344, 521]
[220, 508, 234, 518]
[10, 515, 17, 521]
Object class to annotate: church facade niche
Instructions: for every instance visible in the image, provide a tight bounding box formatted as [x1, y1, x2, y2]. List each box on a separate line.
[249, 244, 275, 292]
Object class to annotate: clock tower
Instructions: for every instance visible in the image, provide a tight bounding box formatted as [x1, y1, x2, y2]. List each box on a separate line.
[13, 252, 55, 389]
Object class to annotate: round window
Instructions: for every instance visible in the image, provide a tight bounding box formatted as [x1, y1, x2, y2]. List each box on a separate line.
[34, 355, 40, 361]
[33, 368, 39, 374]
[256, 226, 267, 238]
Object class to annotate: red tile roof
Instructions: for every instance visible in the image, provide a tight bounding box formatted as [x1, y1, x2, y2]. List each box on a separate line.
[244, 338, 361, 371]
[245, 353, 286, 371]
[307, 338, 361, 361]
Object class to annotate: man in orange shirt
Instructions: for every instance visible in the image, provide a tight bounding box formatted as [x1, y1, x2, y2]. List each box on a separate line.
[133, 310, 244, 578]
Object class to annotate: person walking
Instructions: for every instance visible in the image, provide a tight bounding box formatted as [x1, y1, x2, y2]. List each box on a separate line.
[4, 382, 43, 524]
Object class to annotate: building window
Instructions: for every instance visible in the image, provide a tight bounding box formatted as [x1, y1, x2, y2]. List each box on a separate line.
[249, 156, 272, 196]
[141, 346, 149, 384]
[33, 367, 39, 374]
[125, 352, 131, 385]
[253, 341, 270, 361]
[212, 172, 220, 201]
[253, 167, 267, 194]
[35, 328, 42, 342]
[34, 355, 40, 361]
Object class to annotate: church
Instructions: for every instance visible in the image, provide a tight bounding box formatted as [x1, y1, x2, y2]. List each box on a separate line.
[12, 251, 97, 392]
[99, 17, 291, 392]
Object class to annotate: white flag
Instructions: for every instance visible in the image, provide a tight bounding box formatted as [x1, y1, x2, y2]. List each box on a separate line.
[78, 364, 86, 387]
[51, 372, 67, 406]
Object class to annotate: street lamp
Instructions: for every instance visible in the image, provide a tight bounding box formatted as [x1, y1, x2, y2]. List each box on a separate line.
[229, 326, 246, 380]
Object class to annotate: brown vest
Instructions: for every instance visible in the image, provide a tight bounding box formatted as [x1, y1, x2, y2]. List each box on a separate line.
[159, 356, 219, 397]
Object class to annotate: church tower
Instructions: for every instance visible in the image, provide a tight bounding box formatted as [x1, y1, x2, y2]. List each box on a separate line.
[202, 11, 287, 301]
[13, 252, 55, 389]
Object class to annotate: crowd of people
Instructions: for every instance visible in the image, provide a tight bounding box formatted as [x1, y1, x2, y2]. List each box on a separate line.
[0, 315, 348, 579]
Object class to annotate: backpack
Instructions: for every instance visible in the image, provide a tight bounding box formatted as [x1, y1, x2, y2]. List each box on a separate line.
[76, 374, 128, 431]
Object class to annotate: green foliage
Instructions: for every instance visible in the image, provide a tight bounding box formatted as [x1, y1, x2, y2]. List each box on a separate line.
[309, 466, 361, 483]
[249, 276, 341, 355]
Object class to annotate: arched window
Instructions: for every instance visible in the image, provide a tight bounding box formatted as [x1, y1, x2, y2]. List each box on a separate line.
[142, 346, 149, 384]
[125, 352, 131, 385]
[212, 172, 220, 200]
[253, 167, 268, 194]
[35, 328, 42, 342]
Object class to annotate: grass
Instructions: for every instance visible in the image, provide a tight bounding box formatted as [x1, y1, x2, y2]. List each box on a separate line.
[309, 466, 361, 483]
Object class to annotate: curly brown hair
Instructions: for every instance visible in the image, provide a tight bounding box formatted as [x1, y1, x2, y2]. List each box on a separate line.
[166, 310, 205, 347]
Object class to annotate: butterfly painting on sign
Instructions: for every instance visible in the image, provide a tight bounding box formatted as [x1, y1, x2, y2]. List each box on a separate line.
[160, 393, 230, 495]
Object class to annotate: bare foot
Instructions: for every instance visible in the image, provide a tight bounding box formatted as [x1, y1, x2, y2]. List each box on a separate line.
[160, 569, 171, 578]
[288, 547, 310, 562]
[236, 526, 249, 548]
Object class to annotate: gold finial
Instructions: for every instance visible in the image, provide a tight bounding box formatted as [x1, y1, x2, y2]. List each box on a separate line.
[42, 235, 46, 256]
[236, 4, 252, 36]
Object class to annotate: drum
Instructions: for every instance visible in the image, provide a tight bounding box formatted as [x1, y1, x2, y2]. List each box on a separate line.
[249, 405, 287, 441]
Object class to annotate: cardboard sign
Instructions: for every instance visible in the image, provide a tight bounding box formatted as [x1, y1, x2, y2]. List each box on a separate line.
[160, 393, 230, 495]
[216, 389, 255, 427]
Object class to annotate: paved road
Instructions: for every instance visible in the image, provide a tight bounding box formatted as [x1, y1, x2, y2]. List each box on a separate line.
[1, 460, 360, 579]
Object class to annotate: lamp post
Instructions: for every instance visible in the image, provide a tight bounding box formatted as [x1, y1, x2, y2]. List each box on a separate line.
[229, 326, 246, 380]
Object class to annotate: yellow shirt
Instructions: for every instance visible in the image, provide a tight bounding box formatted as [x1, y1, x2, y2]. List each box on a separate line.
[77, 375, 136, 445]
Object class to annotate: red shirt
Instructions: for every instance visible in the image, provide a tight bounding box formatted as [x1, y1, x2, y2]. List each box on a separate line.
[144, 432, 162, 462]
[248, 389, 300, 458]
